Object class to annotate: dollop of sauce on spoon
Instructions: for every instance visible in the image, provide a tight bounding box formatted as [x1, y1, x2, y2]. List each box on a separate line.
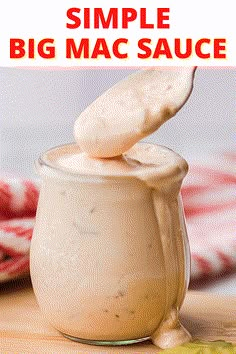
[74, 67, 196, 158]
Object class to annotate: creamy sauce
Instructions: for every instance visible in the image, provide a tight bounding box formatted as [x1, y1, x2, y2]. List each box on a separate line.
[31, 67, 195, 348]
[56, 143, 185, 176]
[31, 142, 190, 346]
[74, 67, 195, 158]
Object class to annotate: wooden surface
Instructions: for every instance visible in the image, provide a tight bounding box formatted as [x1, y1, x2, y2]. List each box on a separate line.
[0, 277, 236, 353]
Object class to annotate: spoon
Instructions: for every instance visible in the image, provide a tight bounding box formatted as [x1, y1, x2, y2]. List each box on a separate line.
[74, 67, 196, 158]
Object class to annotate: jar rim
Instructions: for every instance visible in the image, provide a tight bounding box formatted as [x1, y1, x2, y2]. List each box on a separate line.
[37, 142, 188, 182]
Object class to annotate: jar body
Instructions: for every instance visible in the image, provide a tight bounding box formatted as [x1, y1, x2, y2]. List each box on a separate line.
[30, 156, 190, 343]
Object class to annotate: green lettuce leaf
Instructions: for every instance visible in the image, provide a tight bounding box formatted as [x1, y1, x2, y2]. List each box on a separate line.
[163, 340, 236, 354]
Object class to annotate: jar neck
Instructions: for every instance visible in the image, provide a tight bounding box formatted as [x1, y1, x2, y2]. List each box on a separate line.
[37, 142, 188, 190]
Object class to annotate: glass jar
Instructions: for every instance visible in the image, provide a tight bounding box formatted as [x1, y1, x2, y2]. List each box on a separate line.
[30, 143, 191, 348]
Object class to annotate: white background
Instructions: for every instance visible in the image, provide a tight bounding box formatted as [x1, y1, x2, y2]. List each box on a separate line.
[0, 0, 234, 66]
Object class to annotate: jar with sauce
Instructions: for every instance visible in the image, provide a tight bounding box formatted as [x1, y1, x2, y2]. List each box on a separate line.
[30, 142, 191, 349]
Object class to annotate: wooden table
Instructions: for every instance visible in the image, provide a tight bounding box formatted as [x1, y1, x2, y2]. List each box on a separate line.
[0, 277, 236, 353]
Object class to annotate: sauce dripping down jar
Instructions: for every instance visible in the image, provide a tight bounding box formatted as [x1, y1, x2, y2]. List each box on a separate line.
[30, 142, 191, 348]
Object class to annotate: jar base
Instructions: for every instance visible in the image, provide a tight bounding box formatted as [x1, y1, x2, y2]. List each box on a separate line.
[61, 332, 150, 346]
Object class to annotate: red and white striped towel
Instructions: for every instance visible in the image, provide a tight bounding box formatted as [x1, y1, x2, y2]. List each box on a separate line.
[0, 156, 235, 282]
[182, 162, 236, 280]
[0, 179, 39, 282]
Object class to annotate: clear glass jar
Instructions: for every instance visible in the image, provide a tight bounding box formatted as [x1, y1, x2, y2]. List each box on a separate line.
[30, 143, 191, 348]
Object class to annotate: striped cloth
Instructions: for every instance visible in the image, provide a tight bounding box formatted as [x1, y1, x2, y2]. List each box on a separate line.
[183, 161, 236, 280]
[0, 157, 235, 282]
[0, 180, 39, 282]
